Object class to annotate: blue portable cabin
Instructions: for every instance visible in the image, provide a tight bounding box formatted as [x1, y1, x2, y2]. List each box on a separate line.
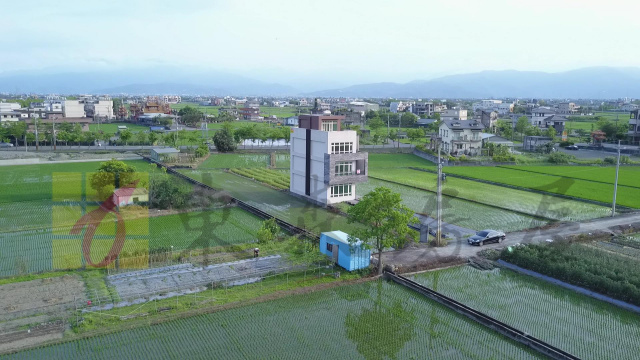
[319, 231, 370, 271]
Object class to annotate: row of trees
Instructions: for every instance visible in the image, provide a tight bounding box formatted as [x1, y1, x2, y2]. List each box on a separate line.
[496, 116, 557, 141]
[178, 106, 236, 126]
[212, 122, 293, 152]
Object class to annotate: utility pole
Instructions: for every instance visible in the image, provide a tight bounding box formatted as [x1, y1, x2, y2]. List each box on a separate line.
[34, 118, 39, 151]
[611, 140, 621, 217]
[436, 144, 443, 246]
[53, 116, 57, 151]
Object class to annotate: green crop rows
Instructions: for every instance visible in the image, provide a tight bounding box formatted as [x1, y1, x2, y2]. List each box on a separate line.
[367, 153, 435, 169]
[368, 168, 610, 221]
[229, 168, 289, 190]
[412, 266, 640, 360]
[1, 280, 542, 360]
[199, 153, 290, 169]
[441, 166, 640, 208]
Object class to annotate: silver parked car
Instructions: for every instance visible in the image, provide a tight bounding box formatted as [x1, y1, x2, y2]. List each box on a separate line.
[0, 142, 14, 148]
[468, 229, 505, 246]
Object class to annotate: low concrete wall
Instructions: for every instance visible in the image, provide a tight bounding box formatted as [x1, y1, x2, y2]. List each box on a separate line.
[0, 156, 142, 167]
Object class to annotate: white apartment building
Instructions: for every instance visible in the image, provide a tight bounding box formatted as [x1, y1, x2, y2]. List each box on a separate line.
[91, 100, 114, 119]
[473, 100, 513, 115]
[0, 103, 21, 112]
[438, 120, 485, 156]
[63, 100, 86, 118]
[290, 114, 368, 205]
[441, 108, 468, 121]
[348, 101, 379, 113]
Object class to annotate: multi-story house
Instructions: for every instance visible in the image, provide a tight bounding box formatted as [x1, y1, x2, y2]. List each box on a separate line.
[438, 120, 485, 156]
[474, 110, 499, 133]
[441, 108, 468, 121]
[621, 104, 639, 112]
[629, 110, 640, 145]
[290, 114, 368, 205]
[411, 102, 435, 117]
[557, 102, 580, 114]
[529, 107, 566, 134]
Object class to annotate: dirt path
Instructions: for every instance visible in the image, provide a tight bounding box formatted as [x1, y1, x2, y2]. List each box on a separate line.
[384, 212, 640, 266]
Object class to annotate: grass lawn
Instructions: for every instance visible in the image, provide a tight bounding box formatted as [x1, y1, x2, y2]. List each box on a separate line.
[88, 122, 150, 133]
[367, 168, 610, 222]
[9, 280, 542, 360]
[413, 265, 640, 360]
[442, 166, 640, 208]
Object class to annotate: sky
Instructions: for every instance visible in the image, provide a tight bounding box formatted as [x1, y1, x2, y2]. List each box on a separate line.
[2, 0, 640, 90]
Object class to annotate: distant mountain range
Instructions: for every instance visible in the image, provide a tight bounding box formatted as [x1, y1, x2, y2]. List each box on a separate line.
[1, 66, 639, 98]
[305, 67, 640, 99]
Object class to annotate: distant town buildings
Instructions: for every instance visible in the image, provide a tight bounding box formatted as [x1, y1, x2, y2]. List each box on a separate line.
[472, 99, 514, 115]
[441, 108, 468, 121]
[556, 102, 580, 115]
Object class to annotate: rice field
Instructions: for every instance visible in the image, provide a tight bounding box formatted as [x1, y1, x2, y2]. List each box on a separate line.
[1, 280, 542, 360]
[368, 168, 611, 221]
[367, 153, 436, 169]
[412, 266, 640, 360]
[229, 168, 289, 190]
[358, 178, 546, 232]
[0, 208, 263, 277]
[179, 169, 360, 235]
[499, 165, 640, 188]
[437, 166, 640, 209]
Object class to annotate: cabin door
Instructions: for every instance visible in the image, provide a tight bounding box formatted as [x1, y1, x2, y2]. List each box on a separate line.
[332, 244, 339, 264]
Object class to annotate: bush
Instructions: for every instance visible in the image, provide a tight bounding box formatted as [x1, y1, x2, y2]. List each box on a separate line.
[559, 140, 574, 147]
[492, 154, 516, 162]
[603, 157, 616, 164]
[548, 152, 575, 164]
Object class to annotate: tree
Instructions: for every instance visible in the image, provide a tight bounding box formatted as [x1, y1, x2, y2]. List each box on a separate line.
[148, 131, 159, 145]
[257, 218, 279, 244]
[347, 187, 417, 274]
[182, 112, 202, 127]
[156, 117, 173, 127]
[515, 116, 530, 141]
[368, 117, 385, 132]
[8, 121, 26, 147]
[372, 133, 381, 145]
[400, 112, 418, 127]
[432, 112, 441, 121]
[149, 175, 192, 209]
[90, 159, 138, 201]
[135, 131, 148, 145]
[365, 109, 378, 120]
[212, 122, 237, 152]
[407, 128, 424, 144]
[195, 143, 209, 157]
[177, 106, 200, 117]
[119, 129, 133, 145]
[388, 130, 398, 147]
[544, 127, 557, 139]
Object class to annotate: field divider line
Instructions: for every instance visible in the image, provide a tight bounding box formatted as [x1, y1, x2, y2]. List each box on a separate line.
[495, 165, 640, 190]
[385, 271, 581, 360]
[408, 167, 635, 211]
[368, 174, 556, 222]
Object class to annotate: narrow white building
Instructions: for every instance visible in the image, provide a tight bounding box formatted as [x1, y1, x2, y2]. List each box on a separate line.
[290, 114, 368, 205]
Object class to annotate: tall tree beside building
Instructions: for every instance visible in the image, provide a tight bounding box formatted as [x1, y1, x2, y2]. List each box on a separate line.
[347, 187, 417, 275]
[212, 122, 237, 152]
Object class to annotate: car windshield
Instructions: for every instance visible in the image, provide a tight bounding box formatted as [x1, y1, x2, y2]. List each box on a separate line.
[477, 231, 490, 237]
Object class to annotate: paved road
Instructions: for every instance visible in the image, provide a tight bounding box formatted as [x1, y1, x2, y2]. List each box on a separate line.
[384, 212, 640, 266]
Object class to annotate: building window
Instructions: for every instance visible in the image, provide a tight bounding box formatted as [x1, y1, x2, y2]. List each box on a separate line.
[326, 243, 333, 252]
[331, 142, 353, 154]
[322, 120, 338, 132]
[335, 161, 353, 176]
[330, 184, 353, 198]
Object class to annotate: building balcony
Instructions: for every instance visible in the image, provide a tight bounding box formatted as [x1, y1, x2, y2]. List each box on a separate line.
[324, 152, 368, 185]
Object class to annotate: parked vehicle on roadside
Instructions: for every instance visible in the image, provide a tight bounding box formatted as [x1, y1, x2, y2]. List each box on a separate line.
[565, 145, 579, 150]
[468, 229, 505, 246]
[0, 142, 14, 148]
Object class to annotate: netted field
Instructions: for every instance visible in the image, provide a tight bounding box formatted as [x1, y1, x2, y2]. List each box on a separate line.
[369, 168, 612, 221]
[229, 168, 289, 189]
[412, 266, 640, 360]
[1, 280, 542, 360]
[442, 166, 640, 208]
[358, 179, 546, 232]
[0, 208, 262, 277]
[199, 153, 290, 169]
[180, 169, 360, 234]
